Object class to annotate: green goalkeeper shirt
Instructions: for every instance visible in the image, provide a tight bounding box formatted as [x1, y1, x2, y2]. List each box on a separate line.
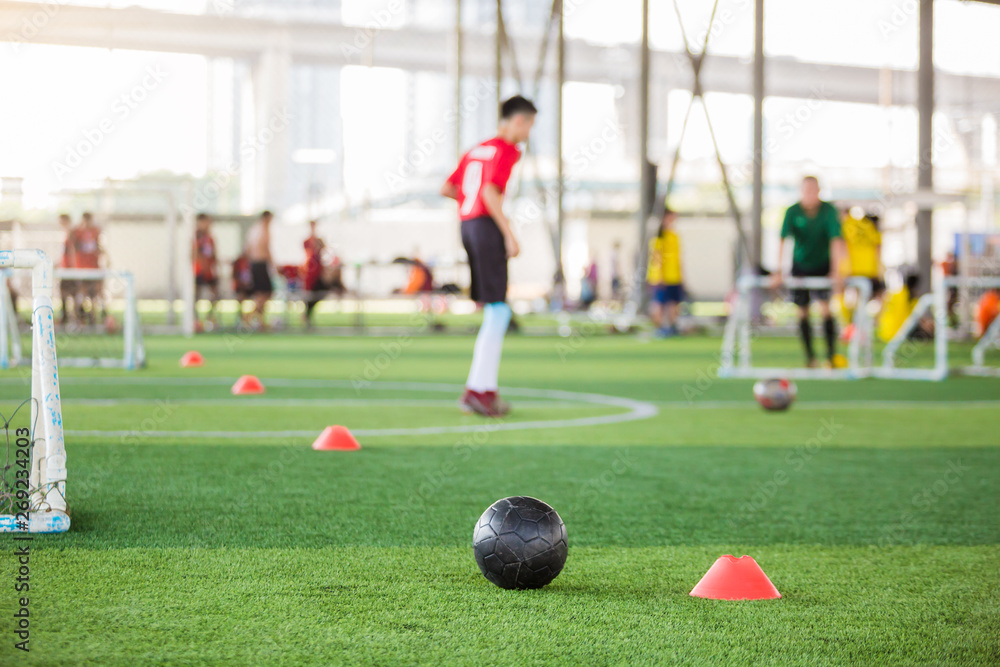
[780, 201, 841, 271]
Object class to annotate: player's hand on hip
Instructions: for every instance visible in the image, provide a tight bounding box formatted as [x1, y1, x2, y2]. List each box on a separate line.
[505, 234, 520, 259]
[770, 272, 783, 290]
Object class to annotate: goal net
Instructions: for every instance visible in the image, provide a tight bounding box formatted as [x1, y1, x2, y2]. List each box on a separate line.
[1, 268, 144, 370]
[0, 250, 69, 533]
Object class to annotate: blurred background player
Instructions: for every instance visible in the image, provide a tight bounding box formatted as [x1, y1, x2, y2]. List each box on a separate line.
[73, 211, 106, 325]
[442, 95, 536, 417]
[647, 204, 684, 337]
[192, 213, 220, 332]
[245, 210, 274, 329]
[302, 219, 327, 329]
[839, 206, 883, 320]
[773, 176, 844, 368]
[58, 213, 77, 326]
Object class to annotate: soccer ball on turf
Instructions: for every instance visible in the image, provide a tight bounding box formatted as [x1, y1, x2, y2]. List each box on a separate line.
[753, 378, 796, 411]
[473, 496, 568, 590]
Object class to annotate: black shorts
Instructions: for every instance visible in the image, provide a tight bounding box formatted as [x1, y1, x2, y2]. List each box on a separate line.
[195, 275, 219, 288]
[250, 261, 273, 295]
[791, 263, 830, 308]
[461, 216, 508, 304]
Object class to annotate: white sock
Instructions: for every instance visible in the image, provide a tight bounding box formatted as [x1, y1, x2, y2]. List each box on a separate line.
[466, 302, 512, 392]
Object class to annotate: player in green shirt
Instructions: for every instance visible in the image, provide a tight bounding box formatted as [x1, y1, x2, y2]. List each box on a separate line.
[772, 176, 845, 368]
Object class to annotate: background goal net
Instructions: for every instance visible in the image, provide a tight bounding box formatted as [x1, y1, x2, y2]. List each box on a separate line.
[1, 268, 144, 370]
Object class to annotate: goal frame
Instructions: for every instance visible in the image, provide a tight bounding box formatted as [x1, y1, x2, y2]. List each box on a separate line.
[0, 267, 145, 370]
[880, 274, 1000, 380]
[719, 275, 875, 380]
[0, 250, 69, 533]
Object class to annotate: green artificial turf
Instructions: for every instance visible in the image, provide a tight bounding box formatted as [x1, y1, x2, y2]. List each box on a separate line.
[1, 334, 998, 665]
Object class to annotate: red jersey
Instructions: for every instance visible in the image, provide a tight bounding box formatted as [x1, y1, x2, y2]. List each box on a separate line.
[61, 229, 76, 269]
[302, 236, 325, 290]
[74, 226, 101, 269]
[447, 137, 521, 221]
[193, 231, 217, 280]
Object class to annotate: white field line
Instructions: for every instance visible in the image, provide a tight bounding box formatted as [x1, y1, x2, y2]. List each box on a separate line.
[63, 379, 658, 439]
[62, 398, 587, 409]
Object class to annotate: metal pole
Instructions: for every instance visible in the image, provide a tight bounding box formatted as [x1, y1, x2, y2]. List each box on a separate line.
[639, 0, 651, 227]
[455, 0, 463, 161]
[916, 0, 934, 295]
[632, 0, 652, 310]
[556, 0, 565, 278]
[495, 0, 503, 123]
[751, 0, 764, 270]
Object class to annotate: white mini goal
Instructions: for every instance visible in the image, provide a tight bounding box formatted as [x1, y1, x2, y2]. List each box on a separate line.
[1, 267, 145, 370]
[719, 275, 875, 380]
[880, 274, 1000, 380]
[0, 250, 69, 533]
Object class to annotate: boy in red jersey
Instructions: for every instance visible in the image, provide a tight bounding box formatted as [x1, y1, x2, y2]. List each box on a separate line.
[302, 220, 327, 328]
[57, 213, 77, 325]
[192, 213, 220, 331]
[441, 95, 536, 417]
[73, 212, 105, 324]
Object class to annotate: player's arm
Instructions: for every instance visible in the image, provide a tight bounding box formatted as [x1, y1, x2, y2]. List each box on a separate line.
[772, 209, 792, 288]
[440, 181, 459, 201]
[830, 237, 846, 292]
[828, 210, 845, 293]
[480, 184, 519, 259]
[771, 238, 785, 288]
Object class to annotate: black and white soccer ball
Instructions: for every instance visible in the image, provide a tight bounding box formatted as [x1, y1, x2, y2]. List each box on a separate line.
[472, 496, 568, 590]
[753, 378, 797, 411]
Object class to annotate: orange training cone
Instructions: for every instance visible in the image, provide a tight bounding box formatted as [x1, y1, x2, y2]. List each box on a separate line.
[312, 425, 361, 451]
[840, 323, 856, 342]
[690, 555, 781, 600]
[180, 351, 204, 368]
[231, 375, 265, 395]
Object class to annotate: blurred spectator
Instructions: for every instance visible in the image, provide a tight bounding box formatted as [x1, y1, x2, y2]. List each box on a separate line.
[647, 204, 684, 337]
[245, 210, 274, 329]
[58, 213, 77, 325]
[192, 213, 220, 331]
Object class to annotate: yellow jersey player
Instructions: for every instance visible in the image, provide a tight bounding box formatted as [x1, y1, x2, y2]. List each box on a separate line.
[647, 204, 684, 337]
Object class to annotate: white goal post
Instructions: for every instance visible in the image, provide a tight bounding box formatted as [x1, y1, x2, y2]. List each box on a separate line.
[0, 250, 69, 533]
[719, 275, 875, 380]
[0, 267, 145, 370]
[880, 274, 1000, 380]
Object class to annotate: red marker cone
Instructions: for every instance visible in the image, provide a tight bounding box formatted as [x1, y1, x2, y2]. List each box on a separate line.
[690, 555, 781, 600]
[180, 351, 204, 368]
[312, 425, 361, 451]
[840, 323, 856, 342]
[231, 375, 265, 395]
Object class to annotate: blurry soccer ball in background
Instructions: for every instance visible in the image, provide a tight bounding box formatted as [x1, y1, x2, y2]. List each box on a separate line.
[753, 378, 797, 411]
[473, 496, 568, 590]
